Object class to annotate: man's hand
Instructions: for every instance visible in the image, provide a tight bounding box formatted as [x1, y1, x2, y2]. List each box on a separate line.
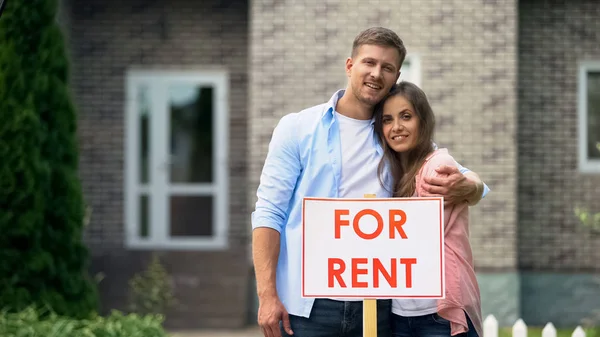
[253, 227, 289, 336]
[421, 165, 483, 206]
[257, 295, 293, 337]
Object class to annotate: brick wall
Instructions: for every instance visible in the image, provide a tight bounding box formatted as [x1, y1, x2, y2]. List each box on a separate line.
[518, 0, 600, 271]
[68, 0, 250, 329]
[248, 0, 519, 271]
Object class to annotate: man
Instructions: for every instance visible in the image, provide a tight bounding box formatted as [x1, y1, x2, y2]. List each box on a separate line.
[251, 27, 488, 337]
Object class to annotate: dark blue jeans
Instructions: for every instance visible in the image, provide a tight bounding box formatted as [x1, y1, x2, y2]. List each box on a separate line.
[281, 299, 392, 337]
[391, 312, 478, 337]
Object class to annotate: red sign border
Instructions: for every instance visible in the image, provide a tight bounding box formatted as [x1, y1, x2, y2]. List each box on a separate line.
[301, 197, 444, 299]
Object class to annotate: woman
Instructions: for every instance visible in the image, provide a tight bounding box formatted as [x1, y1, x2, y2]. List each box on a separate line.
[373, 82, 483, 337]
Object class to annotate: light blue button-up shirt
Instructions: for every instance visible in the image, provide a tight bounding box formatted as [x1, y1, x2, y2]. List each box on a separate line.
[251, 90, 489, 318]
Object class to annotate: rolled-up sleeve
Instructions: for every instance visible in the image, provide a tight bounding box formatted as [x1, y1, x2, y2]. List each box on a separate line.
[251, 113, 302, 233]
[455, 162, 491, 198]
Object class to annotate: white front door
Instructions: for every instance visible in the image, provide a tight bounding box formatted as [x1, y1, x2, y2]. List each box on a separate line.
[125, 70, 229, 250]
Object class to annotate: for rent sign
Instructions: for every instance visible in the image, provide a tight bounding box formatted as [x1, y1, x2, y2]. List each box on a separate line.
[301, 197, 445, 299]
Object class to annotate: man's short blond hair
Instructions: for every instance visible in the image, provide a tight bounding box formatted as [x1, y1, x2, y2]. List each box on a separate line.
[351, 27, 407, 68]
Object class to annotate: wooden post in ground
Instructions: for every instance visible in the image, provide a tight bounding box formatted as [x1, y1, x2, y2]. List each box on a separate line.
[363, 193, 377, 337]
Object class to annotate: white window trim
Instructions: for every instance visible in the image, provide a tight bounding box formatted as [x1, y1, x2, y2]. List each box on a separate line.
[398, 53, 422, 87]
[578, 62, 600, 173]
[124, 69, 230, 250]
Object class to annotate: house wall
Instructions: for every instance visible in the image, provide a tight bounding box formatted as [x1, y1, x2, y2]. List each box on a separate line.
[518, 0, 600, 326]
[63, 0, 600, 329]
[249, 0, 519, 326]
[68, 0, 250, 329]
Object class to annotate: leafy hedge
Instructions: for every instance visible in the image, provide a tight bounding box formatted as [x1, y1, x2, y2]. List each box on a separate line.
[0, 308, 170, 337]
[0, 0, 98, 318]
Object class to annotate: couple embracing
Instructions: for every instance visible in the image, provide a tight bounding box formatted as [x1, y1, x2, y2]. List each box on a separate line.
[252, 27, 488, 337]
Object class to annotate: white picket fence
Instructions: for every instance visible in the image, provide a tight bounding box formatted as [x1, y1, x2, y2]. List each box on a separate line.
[484, 315, 587, 337]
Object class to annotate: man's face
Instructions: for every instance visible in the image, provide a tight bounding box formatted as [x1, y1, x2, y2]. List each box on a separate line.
[346, 44, 401, 107]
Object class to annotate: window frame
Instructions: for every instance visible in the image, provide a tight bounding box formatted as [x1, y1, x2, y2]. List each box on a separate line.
[397, 54, 422, 87]
[124, 69, 230, 250]
[578, 61, 600, 173]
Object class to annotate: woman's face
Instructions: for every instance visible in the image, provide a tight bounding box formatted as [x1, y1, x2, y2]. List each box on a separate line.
[381, 95, 421, 153]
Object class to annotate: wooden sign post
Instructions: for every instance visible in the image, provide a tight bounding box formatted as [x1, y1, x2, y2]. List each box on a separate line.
[301, 196, 445, 337]
[363, 193, 378, 337]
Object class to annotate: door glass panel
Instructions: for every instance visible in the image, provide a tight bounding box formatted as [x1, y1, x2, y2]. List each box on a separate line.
[139, 194, 149, 238]
[138, 84, 151, 184]
[168, 84, 213, 183]
[587, 71, 600, 159]
[169, 195, 213, 237]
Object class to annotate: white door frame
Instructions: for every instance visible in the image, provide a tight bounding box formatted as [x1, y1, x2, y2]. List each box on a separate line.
[124, 69, 229, 250]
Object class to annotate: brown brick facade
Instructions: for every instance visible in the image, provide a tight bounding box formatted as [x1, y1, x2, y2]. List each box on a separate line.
[518, 0, 600, 271]
[67, 0, 251, 329]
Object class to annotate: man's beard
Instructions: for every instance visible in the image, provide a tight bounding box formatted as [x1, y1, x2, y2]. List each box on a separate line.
[352, 84, 381, 107]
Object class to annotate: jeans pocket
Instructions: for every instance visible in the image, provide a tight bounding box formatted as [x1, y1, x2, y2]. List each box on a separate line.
[431, 313, 450, 325]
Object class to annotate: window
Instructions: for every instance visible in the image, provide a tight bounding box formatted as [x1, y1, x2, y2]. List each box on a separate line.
[397, 54, 422, 87]
[579, 62, 600, 173]
[125, 70, 229, 249]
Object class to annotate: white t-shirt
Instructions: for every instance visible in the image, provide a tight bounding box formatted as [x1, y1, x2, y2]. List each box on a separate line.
[336, 112, 385, 200]
[391, 298, 438, 317]
[329, 112, 387, 302]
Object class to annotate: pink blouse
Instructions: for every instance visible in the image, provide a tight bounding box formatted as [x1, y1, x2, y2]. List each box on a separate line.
[415, 149, 483, 337]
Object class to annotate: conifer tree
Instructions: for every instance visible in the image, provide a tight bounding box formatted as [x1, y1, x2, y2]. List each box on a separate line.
[0, 0, 98, 318]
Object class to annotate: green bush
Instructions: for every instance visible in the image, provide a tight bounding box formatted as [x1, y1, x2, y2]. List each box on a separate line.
[0, 307, 170, 337]
[129, 254, 176, 316]
[0, 0, 98, 318]
[574, 207, 600, 233]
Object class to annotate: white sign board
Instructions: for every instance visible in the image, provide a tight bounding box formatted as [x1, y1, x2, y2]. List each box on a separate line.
[302, 197, 444, 299]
